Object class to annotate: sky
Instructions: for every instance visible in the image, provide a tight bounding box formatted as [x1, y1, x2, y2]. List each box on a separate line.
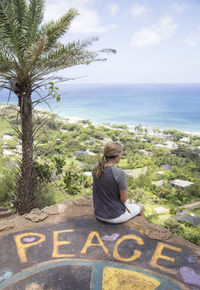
[41, 0, 200, 84]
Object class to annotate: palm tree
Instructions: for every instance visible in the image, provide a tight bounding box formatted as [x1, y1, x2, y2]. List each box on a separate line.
[0, 0, 115, 214]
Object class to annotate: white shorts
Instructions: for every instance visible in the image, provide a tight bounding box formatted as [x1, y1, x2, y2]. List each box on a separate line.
[96, 202, 141, 224]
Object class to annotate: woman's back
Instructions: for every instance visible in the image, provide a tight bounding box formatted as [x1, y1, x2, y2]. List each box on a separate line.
[92, 165, 126, 219]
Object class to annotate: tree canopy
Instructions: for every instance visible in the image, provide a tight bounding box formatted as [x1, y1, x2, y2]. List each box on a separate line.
[0, 0, 116, 214]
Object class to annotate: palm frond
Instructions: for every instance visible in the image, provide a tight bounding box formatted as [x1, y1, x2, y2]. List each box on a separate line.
[23, 36, 46, 76]
[26, 0, 44, 45]
[31, 49, 106, 79]
[0, 0, 116, 90]
[98, 48, 117, 54]
[64, 37, 99, 51]
[41, 8, 78, 50]
[0, 48, 14, 74]
[0, 0, 28, 60]
[13, 0, 28, 27]
[0, 1, 20, 51]
[0, 61, 13, 74]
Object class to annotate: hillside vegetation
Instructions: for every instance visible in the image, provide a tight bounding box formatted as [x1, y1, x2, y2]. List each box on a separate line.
[0, 104, 200, 246]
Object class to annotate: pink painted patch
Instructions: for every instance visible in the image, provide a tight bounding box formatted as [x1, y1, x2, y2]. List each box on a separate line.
[179, 266, 200, 287]
[23, 237, 36, 243]
[102, 233, 120, 241]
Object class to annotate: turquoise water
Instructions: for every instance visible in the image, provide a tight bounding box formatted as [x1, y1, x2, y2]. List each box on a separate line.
[1, 83, 200, 132]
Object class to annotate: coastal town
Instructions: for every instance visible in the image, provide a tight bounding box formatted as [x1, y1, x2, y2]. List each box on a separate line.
[0, 104, 200, 246]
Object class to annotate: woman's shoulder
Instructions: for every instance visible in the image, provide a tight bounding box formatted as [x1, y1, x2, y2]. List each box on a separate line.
[111, 166, 125, 177]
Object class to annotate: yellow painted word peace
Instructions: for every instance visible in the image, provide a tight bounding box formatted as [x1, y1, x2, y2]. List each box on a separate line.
[14, 230, 182, 276]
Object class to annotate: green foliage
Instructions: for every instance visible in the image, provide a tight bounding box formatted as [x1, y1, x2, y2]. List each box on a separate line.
[163, 129, 186, 141]
[92, 131, 106, 140]
[163, 219, 184, 235]
[62, 164, 89, 195]
[0, 166, 15, 206]
[53, 156, 66, 174]
[145, 209, 158, 223]
[79, 133, 90, 141]
[90, 143, 103, 154]
[128, 188, 150, 203]
[37, 184, 60, 208]
[34, 161, 52, 181]
[130, 173, 152, 190]
[127, 153, 153, 168]
[172, 148, 199, 162]
[34, 155, 66, 182]
[47, 82, 60, 102]
[186, 182, 200, 198]
[169, 206, 178, 215]
[112, 124, 128, 130]
[162, 171, 176, 180]
[46, 118, 60, 130]
[180, 225, 200, 246]
[1, 106, 200, 246]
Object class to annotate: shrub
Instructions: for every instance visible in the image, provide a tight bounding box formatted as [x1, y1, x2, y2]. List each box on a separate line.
[0, 167, 15, 206]
[169, 206, 178, 215]
[79, 133, 90, 141]
[37, 184, 58, 208]
[163, 219, 184, 235]
[92, 131, 106, 140]
[90, 143, 103, 154]
[180, 226, 200, 246]
[62, 164, 89, 195]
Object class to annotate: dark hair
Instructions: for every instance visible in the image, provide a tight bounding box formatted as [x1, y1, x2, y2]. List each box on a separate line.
[93, 141, 122, 178]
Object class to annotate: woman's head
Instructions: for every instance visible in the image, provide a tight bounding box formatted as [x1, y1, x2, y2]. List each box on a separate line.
[94, 141, 123, 178]
[103, 141, 123, 161]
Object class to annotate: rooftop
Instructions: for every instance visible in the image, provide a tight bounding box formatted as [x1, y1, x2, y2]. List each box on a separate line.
[171, 179, 194, 188]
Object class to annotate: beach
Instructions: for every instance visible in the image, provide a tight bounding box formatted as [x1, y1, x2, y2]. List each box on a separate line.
[1, 83, 200, 134]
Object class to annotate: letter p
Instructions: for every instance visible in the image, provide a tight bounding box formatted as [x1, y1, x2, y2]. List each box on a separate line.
[14, 232, 46, 263]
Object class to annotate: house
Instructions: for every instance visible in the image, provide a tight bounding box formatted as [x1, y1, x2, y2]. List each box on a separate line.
[160, 164, 172, 171]
[157, 171, 165, 175]
[171, 179, 194, 190]
[155, 141, 178, 150]
[152, 180, 166, 187]
[179, 137, 190, 143]
[194, 149, 200, 156]
[120, 132, 129, 137]
[139, 149, 153, 157]
[140, 138, 150, 143]
[2, 134, 14, 141]
[73, 150, 88, 155]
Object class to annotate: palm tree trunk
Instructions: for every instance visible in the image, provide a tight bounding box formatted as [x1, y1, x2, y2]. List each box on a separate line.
[14, 92, 37, 214]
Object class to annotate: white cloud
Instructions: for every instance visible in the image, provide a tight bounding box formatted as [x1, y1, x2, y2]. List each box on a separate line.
[172, 3, 187, 13]
[131, 15, 177, 47]
[108, 3, 120, 16]
[130, 3, 147, 18]
[185, 26, 200, 46]
[44, 0, 93, 21]
[43, 0, 116, 34]
[71, 9, 107, 33]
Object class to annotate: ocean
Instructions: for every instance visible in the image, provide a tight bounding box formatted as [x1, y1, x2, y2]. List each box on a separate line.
[1, 83, 200, 132]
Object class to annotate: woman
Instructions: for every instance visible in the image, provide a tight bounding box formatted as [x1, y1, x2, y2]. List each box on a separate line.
[92, 141, 144, 223]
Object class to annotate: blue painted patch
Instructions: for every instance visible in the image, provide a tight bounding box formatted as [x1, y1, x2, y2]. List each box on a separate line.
[0, 260, 183, 290]
[0, 271, 13, 282]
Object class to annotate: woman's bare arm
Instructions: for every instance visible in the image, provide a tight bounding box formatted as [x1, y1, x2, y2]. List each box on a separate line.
[120, 189, 127, 204]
